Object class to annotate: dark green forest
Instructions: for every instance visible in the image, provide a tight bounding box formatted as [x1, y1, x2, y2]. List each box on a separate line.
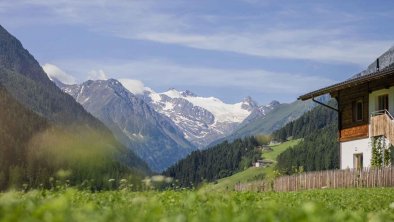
[271, 100, 337, 142]
[163, 137, 261, 188]
[276, 124, 339, 174]
[273, 100, 339, 175]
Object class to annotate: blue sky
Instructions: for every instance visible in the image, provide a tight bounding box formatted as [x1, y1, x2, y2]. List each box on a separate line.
[1, 0, 394, 104]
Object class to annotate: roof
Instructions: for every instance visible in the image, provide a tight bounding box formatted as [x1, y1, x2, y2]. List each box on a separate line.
[298, 66, 394, 101]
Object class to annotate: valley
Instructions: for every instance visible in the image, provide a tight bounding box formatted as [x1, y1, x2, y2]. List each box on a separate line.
[56, 77, 309, 171]
[1, 2, 394, 221]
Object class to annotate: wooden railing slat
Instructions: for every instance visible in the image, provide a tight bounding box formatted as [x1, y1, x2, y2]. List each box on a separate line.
[235, 167, 394, 192]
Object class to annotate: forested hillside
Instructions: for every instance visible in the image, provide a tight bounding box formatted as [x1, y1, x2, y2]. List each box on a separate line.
[0, 85, 47, 189]
[0, 25, 103, 127]
[0, 25, 150, 190]
[272, 100, 339, 174]
[276, 124, 339, 174]
[271, 100, 337, 142]
[163, 137, 261, 188]
[0, 25, 149, 170]
[0, 85, 146, 190]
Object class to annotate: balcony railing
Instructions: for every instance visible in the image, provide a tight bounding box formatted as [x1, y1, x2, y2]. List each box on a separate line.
[370, 109, 394, 142]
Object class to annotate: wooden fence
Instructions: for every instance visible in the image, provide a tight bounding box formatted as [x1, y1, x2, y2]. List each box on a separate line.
[235, 167, 394, 192]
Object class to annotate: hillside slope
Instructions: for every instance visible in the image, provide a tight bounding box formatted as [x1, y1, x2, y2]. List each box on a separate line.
[209, 100, 313, 146]
[0, 85, 48, 189]
[0, 24, 149, 186]
[163, 137, 261, 188]
[0, 85, 148, 190]
[271, 99, 337, 141]
[0, 25, 103, 127]
[200, 139, 301, 192]
[271, 100, 339, 174]
[276, 124, 339, 174]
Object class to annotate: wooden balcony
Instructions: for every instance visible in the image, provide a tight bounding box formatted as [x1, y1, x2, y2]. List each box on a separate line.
[370, 110, 394, 142]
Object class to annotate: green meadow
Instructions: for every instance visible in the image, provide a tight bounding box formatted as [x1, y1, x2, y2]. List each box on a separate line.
[1, 188, 393, 222]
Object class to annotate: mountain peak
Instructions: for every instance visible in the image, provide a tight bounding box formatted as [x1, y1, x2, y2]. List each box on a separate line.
[181, 90, 197, 97]
[241, 96, 258, 111]
[242, 96, 254, 103]
[167, 87, 178, 92]
[106, 78, 124, 87]
[268, 100, 280, 107]
[163, 88, 182, 98]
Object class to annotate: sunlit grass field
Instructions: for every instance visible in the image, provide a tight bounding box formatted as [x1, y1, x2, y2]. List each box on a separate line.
[262, 139, 302, 161]
[0, 188, 393, 222]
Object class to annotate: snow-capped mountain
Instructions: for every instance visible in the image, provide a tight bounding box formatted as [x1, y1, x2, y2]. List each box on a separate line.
[141, 88, 276, 148]
[58, 79, 196, 172]
[55, 76, 284, 167]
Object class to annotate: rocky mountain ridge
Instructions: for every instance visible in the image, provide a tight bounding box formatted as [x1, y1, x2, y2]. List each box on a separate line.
[58, 79, 196, 172]
[141, 87, 279, 148]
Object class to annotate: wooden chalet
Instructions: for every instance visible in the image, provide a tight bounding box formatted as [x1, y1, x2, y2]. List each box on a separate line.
[299, 62, 394, 169]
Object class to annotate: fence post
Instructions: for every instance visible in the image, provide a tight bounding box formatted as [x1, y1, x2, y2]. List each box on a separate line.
[234, 167, 394, 192]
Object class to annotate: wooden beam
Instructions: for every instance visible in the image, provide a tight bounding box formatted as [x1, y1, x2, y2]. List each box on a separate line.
[312, 97, 338, 112]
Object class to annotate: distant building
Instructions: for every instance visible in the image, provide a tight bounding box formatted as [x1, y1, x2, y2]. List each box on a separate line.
[261, 145, 273, 152]
[269, 141, 280, 146]
[299, 64, 394, 169]
[255, 145, 273, 152]
[254, 159, 274, 168]
[254, 160, 264, 168]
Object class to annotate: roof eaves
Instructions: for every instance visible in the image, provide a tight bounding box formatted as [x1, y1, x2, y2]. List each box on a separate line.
[298, 66, 394, 101]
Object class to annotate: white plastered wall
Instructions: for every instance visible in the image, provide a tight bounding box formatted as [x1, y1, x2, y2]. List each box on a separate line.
[340, 138, 371, 169]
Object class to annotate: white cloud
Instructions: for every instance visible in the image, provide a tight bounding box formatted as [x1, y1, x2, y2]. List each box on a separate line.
[3, 1, 392, 65]
[60, 59, 335, 96]
[118, 79, 145, 95]
[42, 63, 76, 84]
[88, 69, 108, 80]
[136, 31, 392, 65]
[120, 60, 335, 95]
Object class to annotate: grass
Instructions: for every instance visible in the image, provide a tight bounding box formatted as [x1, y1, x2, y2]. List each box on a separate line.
[262, 139, 302, 161]
[1, 188, 393, 222]
[199, 167, 269, 192]
[200, 139, 301, 192]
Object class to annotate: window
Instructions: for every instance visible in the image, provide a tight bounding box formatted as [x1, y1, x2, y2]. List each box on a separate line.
[378, 94, 389, 111]
[352, 100, 363, 122]
[353, 153, 363, 170]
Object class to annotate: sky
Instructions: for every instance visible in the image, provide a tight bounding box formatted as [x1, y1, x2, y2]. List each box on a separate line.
[1, 0, 394, 104]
